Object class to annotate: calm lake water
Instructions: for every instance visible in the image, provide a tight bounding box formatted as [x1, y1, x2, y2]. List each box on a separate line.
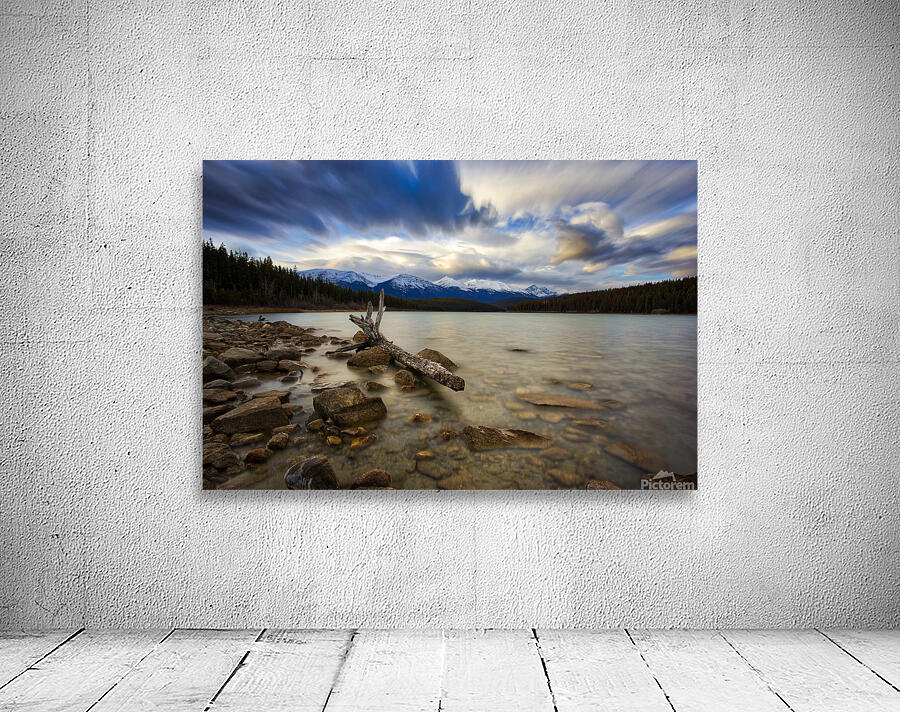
[230, 311, 697, 490]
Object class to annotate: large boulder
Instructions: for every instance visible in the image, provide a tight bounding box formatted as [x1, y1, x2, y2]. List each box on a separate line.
[285, 456, 340, 490]
[332, 398, 387, 427]
[461, 425, 552, 451]
[203, 356, 236, 382]
[347, 346, 392, 368]
[312, 385, 387, 427]
[265, 343, 304, 361]
[313, 386, 367, 418]
[211, 396, 289, 434]
[218, 347, 264, 367]
[417, 348, 457, 370]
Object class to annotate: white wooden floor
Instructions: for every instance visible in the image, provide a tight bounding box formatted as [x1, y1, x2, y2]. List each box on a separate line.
[0, 629, 898, 711]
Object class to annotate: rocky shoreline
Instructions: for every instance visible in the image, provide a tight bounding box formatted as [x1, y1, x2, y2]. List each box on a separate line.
[202, 315, 694, 490]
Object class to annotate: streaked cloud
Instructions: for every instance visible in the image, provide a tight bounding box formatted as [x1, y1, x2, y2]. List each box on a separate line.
[203, 160, 697, 292]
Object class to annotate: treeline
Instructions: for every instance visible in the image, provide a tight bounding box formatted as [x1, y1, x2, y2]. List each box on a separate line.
[507, 277, 697, 314]
[202, 240, 497, 312]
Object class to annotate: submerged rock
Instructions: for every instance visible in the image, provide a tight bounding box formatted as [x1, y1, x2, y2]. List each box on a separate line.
[394, 370, 422, 388]
[571, 417, 609, 429]
[436, 473, 475, 490]
[407, 412, 433, 425]
[416, 348, 457, 370]
[306, 418, 324, 431]
[347, 346, 393, 368]
[212, 396, 289, 434]
[326, 435, 342, 446]
[273, 424, 300, 435]
[548, 468, 582, 487]
[461, 425, 552, 451]
[229, 432, 265, 448]
[244, 447, 272, 463]
[540, 446, 571, 462]
[365, 381, 387, 392]
[604, 440, 665, 473]
[350, 434, 377, 450]
[587, 479, 622, 490]
[368, 365, 389, 375]
[351, 469, 391, 488]
[517, 393, 605, 409]
[284, 456, 340, 490]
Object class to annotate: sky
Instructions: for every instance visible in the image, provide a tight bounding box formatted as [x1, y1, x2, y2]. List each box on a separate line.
[202, 160, 697, 292]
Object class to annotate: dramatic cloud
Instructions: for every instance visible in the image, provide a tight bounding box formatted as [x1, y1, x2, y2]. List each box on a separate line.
[203, 160, 697, 292]
[430, 252, 521, 279]
[551, 204, 697, 276]
[459, 160, 697, 223]
[203, 160, 496, 239]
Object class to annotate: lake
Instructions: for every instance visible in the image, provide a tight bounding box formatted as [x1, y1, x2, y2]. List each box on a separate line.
[228, 311, 697, 490]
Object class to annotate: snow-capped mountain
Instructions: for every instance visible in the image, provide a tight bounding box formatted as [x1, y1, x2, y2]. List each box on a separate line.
[523, 284, 561, 298]
[373, 274, 446, 299]
[298, 268, 563, 303]
[297, 269, 384, 289]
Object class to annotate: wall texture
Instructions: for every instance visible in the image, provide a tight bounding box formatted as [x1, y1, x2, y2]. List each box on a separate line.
[1, 0, 898, 628]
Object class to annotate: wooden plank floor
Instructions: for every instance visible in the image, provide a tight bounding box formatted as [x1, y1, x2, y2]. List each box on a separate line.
[0, 630, 898, 711]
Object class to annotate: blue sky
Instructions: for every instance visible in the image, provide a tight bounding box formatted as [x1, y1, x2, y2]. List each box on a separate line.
[203, 160, 697, 292]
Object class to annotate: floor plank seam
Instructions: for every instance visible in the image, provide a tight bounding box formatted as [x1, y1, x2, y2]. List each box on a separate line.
[717, 631, 797, 711]
[203, 628, 265, 711]
[624, 629, 678, 712]
[816, 629, 900, 695]
[531, 629, 559, 712]
[0, 628, 85, 692]
[84, 628, 177, 712]
[320, 628, 358, 711]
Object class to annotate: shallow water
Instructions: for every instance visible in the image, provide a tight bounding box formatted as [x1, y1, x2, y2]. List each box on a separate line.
[229, 311, 696, 490]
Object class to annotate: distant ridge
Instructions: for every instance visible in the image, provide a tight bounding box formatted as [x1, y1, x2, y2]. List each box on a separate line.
[507, 277, 697, 314]
[295, 268, 564, 303]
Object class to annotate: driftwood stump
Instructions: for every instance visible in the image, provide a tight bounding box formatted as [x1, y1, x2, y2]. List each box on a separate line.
[326, 290, 465, 392]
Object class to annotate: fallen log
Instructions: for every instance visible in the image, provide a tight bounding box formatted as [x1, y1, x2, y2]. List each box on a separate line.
[329, 290, 465, 392]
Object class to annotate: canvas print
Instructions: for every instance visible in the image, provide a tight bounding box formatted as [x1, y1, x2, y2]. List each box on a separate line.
[202, 160, 697, 491]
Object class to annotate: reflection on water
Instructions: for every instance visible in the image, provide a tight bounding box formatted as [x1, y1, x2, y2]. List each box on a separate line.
[230, 312, 696, 490]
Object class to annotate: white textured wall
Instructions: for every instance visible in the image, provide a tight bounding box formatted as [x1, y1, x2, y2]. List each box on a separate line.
[1, 0, 898, 628]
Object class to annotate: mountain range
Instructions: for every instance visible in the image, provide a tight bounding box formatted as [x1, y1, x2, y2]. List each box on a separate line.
[297, 269, 564, 303]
